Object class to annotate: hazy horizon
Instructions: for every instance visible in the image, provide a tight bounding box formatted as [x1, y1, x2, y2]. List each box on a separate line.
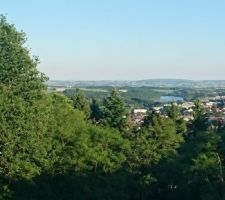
[1, 1, 225, 80]
[48, 78, 225, 81]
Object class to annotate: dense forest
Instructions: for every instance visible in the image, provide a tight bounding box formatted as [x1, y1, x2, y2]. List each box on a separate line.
[1, 16, 225, 200]
[63, 86, 225, 108]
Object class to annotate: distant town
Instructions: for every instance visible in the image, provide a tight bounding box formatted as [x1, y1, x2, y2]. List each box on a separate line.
[131, 95, 225, 129]
[48, 79, 225, 130]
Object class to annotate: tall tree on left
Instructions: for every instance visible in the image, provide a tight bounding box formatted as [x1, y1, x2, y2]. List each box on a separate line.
[0, 15, 52, 195]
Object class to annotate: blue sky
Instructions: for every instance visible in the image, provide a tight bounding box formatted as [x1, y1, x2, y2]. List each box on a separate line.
[1, 0, 225, 80]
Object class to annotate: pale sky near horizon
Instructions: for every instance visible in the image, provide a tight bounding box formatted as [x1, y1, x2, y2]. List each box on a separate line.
[1, 0, 225, 80]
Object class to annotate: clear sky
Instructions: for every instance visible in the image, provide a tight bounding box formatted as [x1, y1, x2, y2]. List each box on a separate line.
[1, 0, 225, 80]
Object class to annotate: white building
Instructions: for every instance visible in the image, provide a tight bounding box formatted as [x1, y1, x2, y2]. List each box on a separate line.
[133, 109, 148, 114]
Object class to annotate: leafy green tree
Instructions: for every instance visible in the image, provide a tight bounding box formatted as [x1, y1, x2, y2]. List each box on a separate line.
[151, 129, 225, 200]
[167, 104, 187, 135]
[0, 15, 52, 198]
[176, 118, 188, 135]
[177, 130, 225, 200]
[49, 94, 130, 174]
[0, 15, 52, 178]
[128, 113, 183, 198]
[167, 103, 180, 121]
[101, 89, 128, 132]
[71, 88, 90, 119]
[46, 93, 87, 174]
[131, 114, 183, 167]
[192, 99, 207, 131]
[0, 15, 47, 98]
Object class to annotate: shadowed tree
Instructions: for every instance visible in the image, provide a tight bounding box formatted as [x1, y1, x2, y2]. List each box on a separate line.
[101, 89, 128, 132]
[71, 88, 90, 119]
[90, 98, 102, 123]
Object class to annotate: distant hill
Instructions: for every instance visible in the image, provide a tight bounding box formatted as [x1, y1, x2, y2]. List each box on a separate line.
[47, 79, 225, 88]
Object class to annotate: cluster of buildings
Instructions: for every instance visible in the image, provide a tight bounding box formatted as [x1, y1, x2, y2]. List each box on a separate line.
[131, 109, 148, 125]
[130, 95, 225, 128]
[202, 96, 225, 128]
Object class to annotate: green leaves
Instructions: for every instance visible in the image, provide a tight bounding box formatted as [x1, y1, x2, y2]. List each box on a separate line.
[71, 89, 90, 120]
[0, 15, 47, 99]
[130, 114, 183, 168]
[101, 89, 128, 132]
[0, 87, 52, 179]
